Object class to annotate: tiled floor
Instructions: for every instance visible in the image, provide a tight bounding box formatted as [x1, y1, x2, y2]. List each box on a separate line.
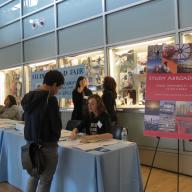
[1, 166, 192, 192]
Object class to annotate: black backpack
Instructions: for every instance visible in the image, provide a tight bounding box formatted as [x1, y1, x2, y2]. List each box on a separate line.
[21, 93, 49, 177]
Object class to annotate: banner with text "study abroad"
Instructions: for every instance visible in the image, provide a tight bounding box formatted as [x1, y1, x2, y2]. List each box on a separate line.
[144, 43, 192, 139]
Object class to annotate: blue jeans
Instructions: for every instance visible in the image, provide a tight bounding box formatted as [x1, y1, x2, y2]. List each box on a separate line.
[26, 145, 58, 192]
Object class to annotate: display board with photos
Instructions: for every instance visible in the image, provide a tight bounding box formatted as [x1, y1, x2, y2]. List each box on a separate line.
[109, 44, 156, 107]
[144, 43, 192, 139]
[59, 51, 104, 94]
[3, 68, 22, 104]
[120, 52, 146, 105]
[109, 37, 175, 108]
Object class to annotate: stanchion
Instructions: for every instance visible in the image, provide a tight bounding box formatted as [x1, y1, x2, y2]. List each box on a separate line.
[144, 136, 160, 192]
[177, 139, 180, 192]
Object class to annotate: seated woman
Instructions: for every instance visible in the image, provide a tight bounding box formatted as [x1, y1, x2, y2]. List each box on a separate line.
[0, 95, 21, 120]
[71, 94, 112, 142]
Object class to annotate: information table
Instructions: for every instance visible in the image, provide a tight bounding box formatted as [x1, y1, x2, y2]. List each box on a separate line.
[0, 129, 143, 192]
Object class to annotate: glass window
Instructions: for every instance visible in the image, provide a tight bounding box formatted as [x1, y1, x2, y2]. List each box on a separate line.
[0, 21, 21, 48]
[24, 60, 57, 93]
[107, 0, 175, 44]
[58, 18, 103, 55]
[182, 32, 192, 43]
[106, 0, 142, 11]
[109, 36, 175, 108]
[57, 0, 102, 27]
[24, 33, 56, 62]
[22, 0, 53, 15]
[0, 0, 20, 26]
[58, 50, 104, 109]
[23, 7, 55, 38]
[0, 67, 22, 105]
[0, 0, 9, 5]
[0, 43, 22, 69]
[179, 0, 192, 29]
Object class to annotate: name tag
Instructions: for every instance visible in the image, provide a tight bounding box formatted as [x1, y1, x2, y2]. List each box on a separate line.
[97, 121, 102, 129]
[83, 96, 88, 99]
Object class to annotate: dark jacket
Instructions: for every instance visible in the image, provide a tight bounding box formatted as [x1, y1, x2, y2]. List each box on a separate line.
[21, 90, 62, 143]
[102, 90, 117, 123]
[77, 111, 112, 135]
[71, 87, 92, 120]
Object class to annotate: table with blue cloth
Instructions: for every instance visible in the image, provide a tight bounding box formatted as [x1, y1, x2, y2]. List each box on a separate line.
[0, 129, 143, 192]
[0, 129, 4, 152]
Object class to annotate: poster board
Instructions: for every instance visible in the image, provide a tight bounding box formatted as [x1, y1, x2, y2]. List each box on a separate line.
[144, 44, 192, 139]
[31, 64, 86, 99]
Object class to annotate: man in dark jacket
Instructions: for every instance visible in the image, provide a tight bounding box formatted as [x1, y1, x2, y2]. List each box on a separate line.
[21, 70, 64, 192]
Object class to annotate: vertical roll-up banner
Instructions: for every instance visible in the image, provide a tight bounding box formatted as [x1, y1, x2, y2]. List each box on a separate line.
[31, 64, 86, 99]
[144, 43, 192, 139]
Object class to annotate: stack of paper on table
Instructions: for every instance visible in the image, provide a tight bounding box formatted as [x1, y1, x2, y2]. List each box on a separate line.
[0, 119, 23, 129]
[59, 138, 120, 151]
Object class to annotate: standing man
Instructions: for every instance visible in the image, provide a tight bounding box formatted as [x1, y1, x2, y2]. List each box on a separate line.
[21, 70, 64, 192]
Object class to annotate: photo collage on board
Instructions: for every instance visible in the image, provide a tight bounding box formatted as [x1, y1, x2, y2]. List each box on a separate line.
[144, 43, 192, 138]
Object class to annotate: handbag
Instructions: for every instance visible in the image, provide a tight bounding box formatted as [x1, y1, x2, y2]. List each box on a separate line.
[21, 93, 49, 177]
[21, 142, 46, 177]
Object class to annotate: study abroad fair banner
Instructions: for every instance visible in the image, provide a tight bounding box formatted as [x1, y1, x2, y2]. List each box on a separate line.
[144, 44, 192, 139]
[31, 64, 86, 99]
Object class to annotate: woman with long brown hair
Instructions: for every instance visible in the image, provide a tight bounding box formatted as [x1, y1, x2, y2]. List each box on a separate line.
[102, 76, 117, 124]
[71, 76, 92, 120]
[0, 95, 20, 120]
[71, 94, 112, 141]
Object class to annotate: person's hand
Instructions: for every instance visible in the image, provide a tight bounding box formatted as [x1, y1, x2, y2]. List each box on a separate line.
[70, 128, 78, 140]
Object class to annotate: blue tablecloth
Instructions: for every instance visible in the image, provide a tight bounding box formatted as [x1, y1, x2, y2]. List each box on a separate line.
[0, 130, 143, 192]
[0, 129, 4, 154]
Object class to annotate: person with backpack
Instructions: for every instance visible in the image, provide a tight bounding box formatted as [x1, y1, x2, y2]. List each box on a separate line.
[21, 70, 64, 192]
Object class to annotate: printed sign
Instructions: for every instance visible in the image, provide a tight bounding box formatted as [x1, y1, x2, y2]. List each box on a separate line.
[144, 44, 192, 139]
[58, 64, 86, 99]
[31, 64, 86, 99]
[31, 70, 45, 90]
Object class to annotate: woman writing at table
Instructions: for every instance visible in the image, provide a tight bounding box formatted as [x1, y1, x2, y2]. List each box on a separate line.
[71, 94, 112, 141]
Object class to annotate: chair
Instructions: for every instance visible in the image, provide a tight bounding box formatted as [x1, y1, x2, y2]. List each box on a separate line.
[112, 125, 123, 140]
[65, 120, 82, 131]
[112, 125, 128, 140]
